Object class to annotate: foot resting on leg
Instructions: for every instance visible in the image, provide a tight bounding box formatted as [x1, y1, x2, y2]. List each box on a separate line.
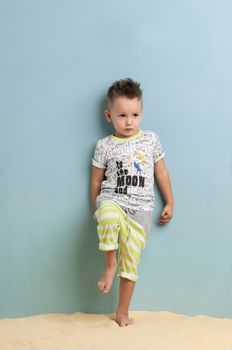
[97, 265, 117, 293]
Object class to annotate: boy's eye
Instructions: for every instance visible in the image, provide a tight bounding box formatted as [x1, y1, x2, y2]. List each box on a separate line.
[118, 114, 139, 117]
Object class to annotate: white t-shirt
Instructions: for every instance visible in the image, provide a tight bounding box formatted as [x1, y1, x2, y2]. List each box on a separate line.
[92, 129, 165, 211]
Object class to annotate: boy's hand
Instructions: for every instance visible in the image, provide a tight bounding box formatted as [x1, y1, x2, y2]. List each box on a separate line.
[159, 203, 173, 224]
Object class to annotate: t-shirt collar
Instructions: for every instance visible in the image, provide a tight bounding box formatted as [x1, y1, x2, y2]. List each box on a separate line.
[110, 129, 143, 142]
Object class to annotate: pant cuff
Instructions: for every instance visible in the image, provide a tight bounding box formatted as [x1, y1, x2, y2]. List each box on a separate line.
[117, 271, 138, 282]
[99, 243, 118, 251]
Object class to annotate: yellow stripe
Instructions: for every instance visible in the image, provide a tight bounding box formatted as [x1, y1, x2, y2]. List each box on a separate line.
[120, 239, 140, 260]
[119, 248, 137, 265]
[98, 218, 119, 225]
[119, 257, 136, 274]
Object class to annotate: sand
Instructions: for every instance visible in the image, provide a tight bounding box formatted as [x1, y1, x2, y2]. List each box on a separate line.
[0, 310, 232, 350]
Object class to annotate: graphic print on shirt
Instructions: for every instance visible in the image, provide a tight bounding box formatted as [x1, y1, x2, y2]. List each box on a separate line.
[114, 152, 146, 194]
[133, 151, 146, 175]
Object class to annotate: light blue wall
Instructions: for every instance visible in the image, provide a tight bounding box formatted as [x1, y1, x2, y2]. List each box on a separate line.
[1, 0, 231, 318]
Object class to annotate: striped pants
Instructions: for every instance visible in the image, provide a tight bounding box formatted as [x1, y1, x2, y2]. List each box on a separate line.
[94, 200, 147, 282]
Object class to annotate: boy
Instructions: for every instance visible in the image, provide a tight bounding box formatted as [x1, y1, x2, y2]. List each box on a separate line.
[91, 78, 174, 327]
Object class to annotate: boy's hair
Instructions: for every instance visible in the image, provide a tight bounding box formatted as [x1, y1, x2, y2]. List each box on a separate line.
[106, 77, 143, 109]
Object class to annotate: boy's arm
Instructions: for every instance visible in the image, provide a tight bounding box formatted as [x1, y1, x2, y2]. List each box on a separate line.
[91, 166, 105, 212]
[154, 159, 174, 224]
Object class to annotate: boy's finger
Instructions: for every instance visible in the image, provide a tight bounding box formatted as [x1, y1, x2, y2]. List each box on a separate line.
[160, 219, 169, 224]
[161, 216, 169, 220]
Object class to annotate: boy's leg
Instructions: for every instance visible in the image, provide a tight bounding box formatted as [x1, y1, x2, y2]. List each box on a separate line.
[95, 199, 146, 326]
[115, 219, 147, 326]
[115, 277, 136, 326]
[97, 249, 117, 293]
[95, 200, 121, 293]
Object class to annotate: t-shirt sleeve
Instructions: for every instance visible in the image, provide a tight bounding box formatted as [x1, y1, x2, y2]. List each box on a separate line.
[152, 132, 165, 163]
[92, 140, 107, 169]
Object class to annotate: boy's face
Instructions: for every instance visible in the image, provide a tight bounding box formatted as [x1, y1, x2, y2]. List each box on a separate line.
[104, 96, 143, 138]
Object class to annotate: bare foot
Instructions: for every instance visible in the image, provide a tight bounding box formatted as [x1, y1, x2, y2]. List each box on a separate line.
[115, 310, 135, 327]
[97, 265, 117, 293]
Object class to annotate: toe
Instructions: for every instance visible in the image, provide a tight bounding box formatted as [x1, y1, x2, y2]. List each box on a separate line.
[103, 283, 110, 293]
[115, 314, 133, 327]
[98, 280, 104, 289]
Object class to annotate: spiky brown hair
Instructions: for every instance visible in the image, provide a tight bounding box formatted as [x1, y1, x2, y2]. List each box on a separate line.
[106, 77, 143, 109]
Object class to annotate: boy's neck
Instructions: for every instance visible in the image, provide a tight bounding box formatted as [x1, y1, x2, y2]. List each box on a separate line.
[112, 128, 141, 140]
[111, 129, 142, 141]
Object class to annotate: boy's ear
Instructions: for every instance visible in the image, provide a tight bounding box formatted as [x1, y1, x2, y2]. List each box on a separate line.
[104, 110, 112, 123]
